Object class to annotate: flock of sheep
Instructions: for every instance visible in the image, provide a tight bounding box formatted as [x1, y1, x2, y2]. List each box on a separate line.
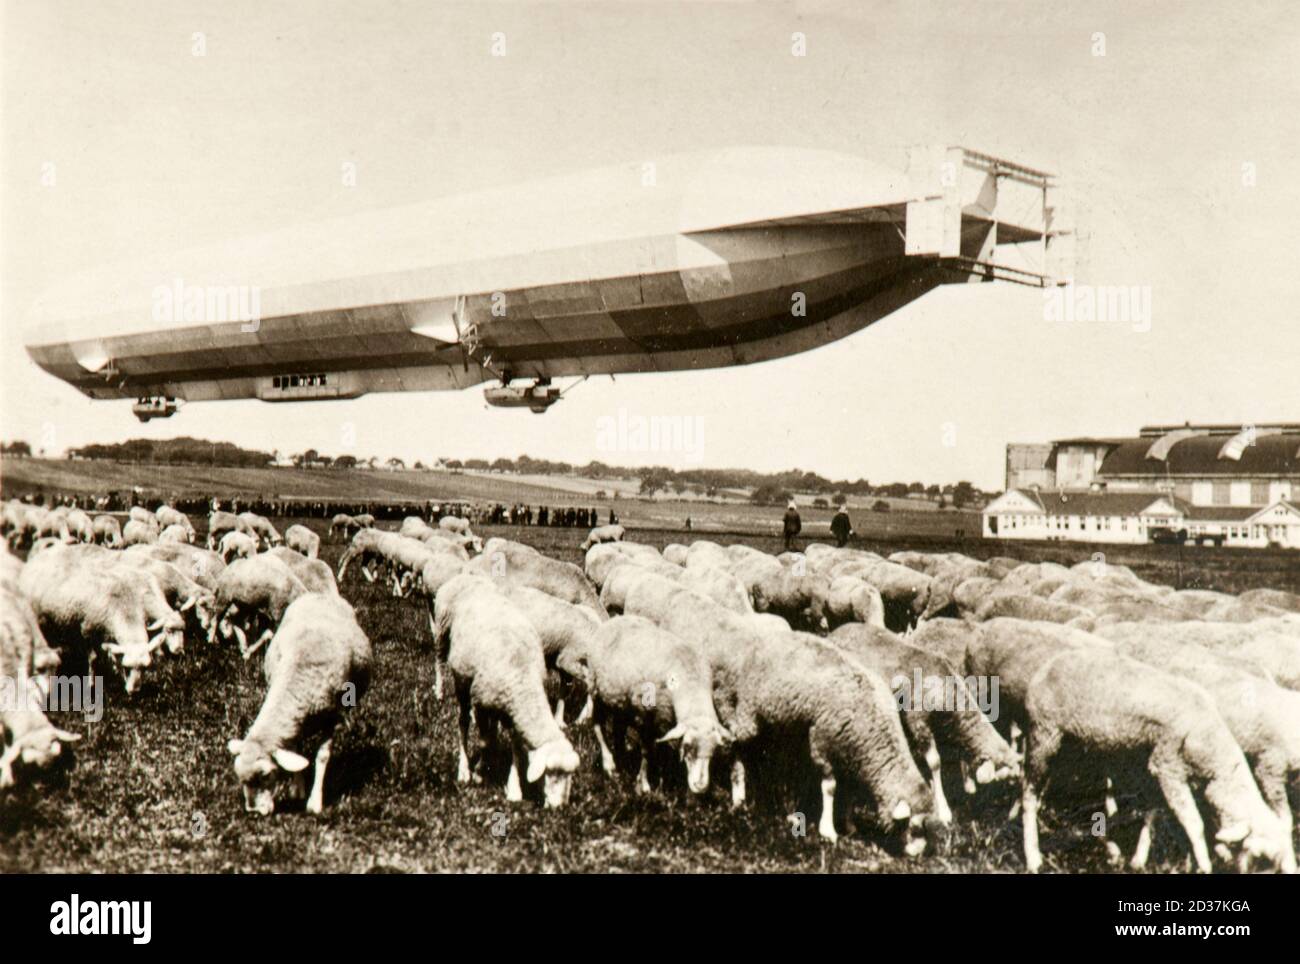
[3, 496, 1300, 874]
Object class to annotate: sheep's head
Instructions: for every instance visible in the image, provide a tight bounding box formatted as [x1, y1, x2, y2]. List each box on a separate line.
[149, 614, 186, 655]
[659, 720, 733, 794]
[1215, 818, 1288, 874]
[103, 641, 154, 694]
[0, 723, 81, 784]
[526, 738, 580, 808]
[227, 739, 309, 815]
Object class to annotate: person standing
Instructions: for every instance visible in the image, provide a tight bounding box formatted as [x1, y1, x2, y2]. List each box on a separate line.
[782, 500, 802, 551]
[831, 505, 853, 547]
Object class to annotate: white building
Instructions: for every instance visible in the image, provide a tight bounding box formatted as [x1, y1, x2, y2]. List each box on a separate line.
[983, 488, 1300, 548]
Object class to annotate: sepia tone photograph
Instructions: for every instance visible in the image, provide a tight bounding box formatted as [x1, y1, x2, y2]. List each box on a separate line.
[1, 0, 1297, 913]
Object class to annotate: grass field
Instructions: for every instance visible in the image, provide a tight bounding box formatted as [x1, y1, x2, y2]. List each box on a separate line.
[4, 515, 1298, 874]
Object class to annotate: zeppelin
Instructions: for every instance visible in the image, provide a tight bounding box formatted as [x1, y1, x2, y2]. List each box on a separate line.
[23, 145, 1077, 419]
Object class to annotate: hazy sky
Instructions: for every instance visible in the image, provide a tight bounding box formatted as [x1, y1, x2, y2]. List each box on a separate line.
[3, 0, 1297, 489]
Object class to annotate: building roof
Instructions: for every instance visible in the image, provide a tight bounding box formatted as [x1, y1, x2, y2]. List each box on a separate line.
[1184, 505, 1260, 521]
[1099, 433, 1300, 478]
[1000, 489, 1185, 517]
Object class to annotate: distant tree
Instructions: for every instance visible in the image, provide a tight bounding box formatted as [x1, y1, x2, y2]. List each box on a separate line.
[812, 497, 829, 508]
[832, 492, 847, 506]
[639, 468, 671, 497]
[1, 440, 31, 456]
[872, 499, 892, 512]
[953, 481, 976, 509]
[414, 460, 426, 470]
[335, 454, 358, 469]
[490, 457, 514, 473]
[387, 457, 405, 470]
[750, 484, 791, 506]
[446, 459, 463, 471]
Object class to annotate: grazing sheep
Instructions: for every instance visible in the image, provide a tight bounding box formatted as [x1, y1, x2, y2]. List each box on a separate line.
[584, 615, 731, 794]
[155, 506, 194, 537]
[64, 509, 95, 544]
[749, 567, 831, 632]
[583, 541, 663, 589]
[0, 549, 22, 594]
[950, 577, 1001, 616]
[1092, 620, 1300, 691]
[206, 510, 246, 548]
[580, 524, 626, 552]
[284, 524, 320, 559]
[213, 555, 308, 658]
[267, 547, 338, 595]
[238, 512, 282, 548]
[1021, 648, 1288, 874]
[501, 585, 602, 726]
[228, 593, 372, 815]
[826, 560, 934, 630]
[158, 523, 192, 544]
[376, 535, 443, 597]
[336, 528, 395, 583]
[353, 513, 375, 528]
[727, 631, 934, 847]
[329, 513, 360, 539]
[121, 519, 159, 547]
[17, 547, 169, 693]
[1, 590, 79, 788]
[468, 541, 606, 618]
[416, 529, 473, 559]
[1239, 588, 1300, 614]
[399, 516, 436, 540]
[0, 585, 61, 680]
[219, 530, 258, 563]
[973, 592, 1092, 626]
[126, 542, 225, 592]
[662, 544, 689, 567]
[685, 541, 731, 571]
[826, 576, 886, 630]
[1111, 633, 1300, 873]
[115, 552, 216, 645]
[677, 564, 753, 615]
[599, 562, 680, 616]
[431, 575, 580, 807]
[127, 506, 156, 527]
[438, 515, 474, 537]
[729, 551, 785, 594]
[829, 624, 1019, 824]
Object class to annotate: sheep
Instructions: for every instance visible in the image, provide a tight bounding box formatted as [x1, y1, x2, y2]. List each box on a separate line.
[973, 592, 1092, 626]
[467, 541, 606, 618]
[267, 547, 338, 595]
[154, 505, 194, 537]
[438, 515, 474, 537]
[0, 585, 61, 680]
[238, 512, 282, 548]
[213, 555, 308, 658]
[126, 542, 225, 592]
[1239, 588, 1300, 614]
[951, 576, 1001, 616]
[0, 548, 22, 594]
[17, 547, 170, 693]
[206, 510, 251, 548]
[336, 528, 394, 583]
[122, 519, 159, 547]
[1092, 620, 1300, 691]
[579, 524, 625, 552]
[583, 541, 664, 589]
[283, 524, 320, 559]
[1, 501, 33, 549]
[749, 567, 831, 632]
[727, 630, 934, 848]
[415, 529, 473, 559]
[826, 576, 886, 630]
[583, 615, 731, 794]
[90, 515, 122, 548]
[353, 513, 375, 528]
[1, 590, 79, 788]
[684, 540, 731, 571]
[662, 543, 689, 567]
[158, 523, 192, 544]
[828, 624, 1019, 825]
[1021, 648, 1289, 874]
[227, 593, 372, 815]
[599, 562, 680, 616]
[329, 513, 360, 539]
[1110, 633, 1300, 873]
[676, 564, 753, 615]
[500, 585, 602, 726]
[376, 535, 442, 597]
[115, 552, 216, 645]
[827, 560, 934, 630]
[219, 530, 258, 563]
[431, 575, 580, 806]
[127, 506, 156, 526]
[64, 509, 95, 544]
[729, 551, 784, 594]
[399, 516, 437, 540]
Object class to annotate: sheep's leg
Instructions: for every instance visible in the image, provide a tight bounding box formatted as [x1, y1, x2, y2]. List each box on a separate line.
[925, 739, 953, 826]
[552, 697, 567, 730]
[1151, 755, 1211, 873]
[1104, 777, 1118, 818]
[574, 694, 594, 725]
[1021, 724, 1059, 874]
[1129, 808, 1160, 870]
[960, 759, 977, 796]
[592, 708, 617, 777]
[635, 752, 652, 796]
[288, 771, 308, 801]
[455, 691, 473, 785]
[1253, 761, 1297, 874]
[505, 744, 525, 803]
[428, 608, 445, 702]
[306, 738, 332, 815]
[816, 772, 838, 844]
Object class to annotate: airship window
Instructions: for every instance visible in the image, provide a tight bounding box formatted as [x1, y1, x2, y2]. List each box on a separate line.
[290, 375, 300, 387]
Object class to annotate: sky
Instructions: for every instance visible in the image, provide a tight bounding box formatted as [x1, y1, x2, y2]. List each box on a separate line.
[2, 0, 1298, 490]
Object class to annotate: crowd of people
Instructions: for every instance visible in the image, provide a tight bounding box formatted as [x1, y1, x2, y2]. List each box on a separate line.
[5, 490, 618, 530]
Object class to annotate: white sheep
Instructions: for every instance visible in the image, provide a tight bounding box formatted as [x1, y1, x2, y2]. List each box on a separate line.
[579, 524, 626, 552]
[329, 513, 360, 540]
[219, 530, 258, 563]
[283, 525, 321, 559]
[661, 543, 689, 567]
[213, 555, 308, 658]
[583, 541, 663, 589]
[158, 523, 192, 544]
[583, 615, 731, 794]
[121, 518, 159, 547]
[826, 576, 886, 630]
[684, 540, 731, 571]
[676, 564, 753, 615]
[467, 541, 606, 618]
[228, 592, 372, 815]
[431, 575, 580, 806]
[1021, 648, 1289, 874]
[598, 562, 681, 616]
[155, 505, 194, 537]
[438, 515, 474, 537]
[238, 512, 282, 548]
[1, 590, 79, 788]
[501, 585, 602, 726]
[1093, 620, 1300, 691]
[126, 542, 225, 592]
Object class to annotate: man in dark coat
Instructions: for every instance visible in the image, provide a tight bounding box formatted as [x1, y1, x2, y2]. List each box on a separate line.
[782, 500, 802, 551]
[831, 506, 853, 547]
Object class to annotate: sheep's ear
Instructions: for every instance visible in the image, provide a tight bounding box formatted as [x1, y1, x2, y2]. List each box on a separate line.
[1215, 822, 1250, 844]
[526, 749, 548, 783]
[271, 748, 310, 772]
[657, 723, 687, 744]
[227, 739, 245, 756]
